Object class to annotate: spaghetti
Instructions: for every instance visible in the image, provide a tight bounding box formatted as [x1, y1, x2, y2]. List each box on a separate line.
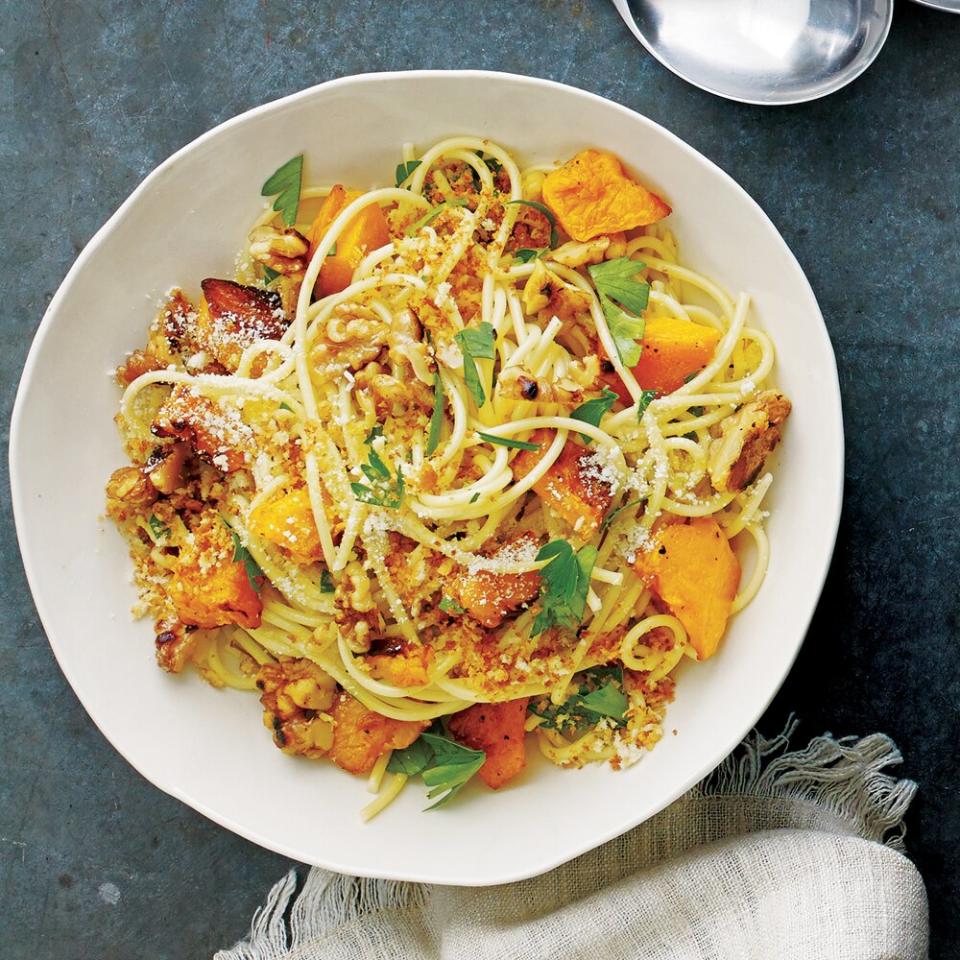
[105, 138, 791, 815]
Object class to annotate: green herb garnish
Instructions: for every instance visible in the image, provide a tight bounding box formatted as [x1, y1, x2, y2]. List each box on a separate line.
[513, 247, 546, 264]
[599, 498, 643, 536]
[395, 159, 422, 187]
[261, 155, 303, 227]
[588, 258, 650, 367]
[478, 152, 503, 175]
[320, 569, 335, 593]
[636, 389, 657, 420]
[426, 372, 445, 456]
[531, 540, 598, 637]
[406, 198, 469, 236]
[351, 444, 405, 510]
[571, 388, 618, 443]
[469, 492, 481, 504]
[230, 530, 264, 594]
[506, 199, 559, 248]
[262, 265, 280, 284]
[454, 322, 496, 408]
[438, 596, 466, 615]
[476, 432, 540, 451]
[147, 514, 170, 542]
[531, 665, 628, 733]
[388, 731, 486, 809]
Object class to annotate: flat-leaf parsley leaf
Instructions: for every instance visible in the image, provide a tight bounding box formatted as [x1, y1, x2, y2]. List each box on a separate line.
[230, 530, 264, 593]
[388, 731, 485, 809]
[588, 258, 650, 367]
[426, 372, 445, 456]
[351, 432, 405, 509]
[261, 155, 303, 227]
[570, 388, 618, 443]
[531, 665, 628, 733]
[454, 322, 496, 408]
[395, 159, 422, 187]
[531, 540, 598, 637]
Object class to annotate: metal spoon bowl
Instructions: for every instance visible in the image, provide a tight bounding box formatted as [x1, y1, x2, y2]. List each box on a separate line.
[613, 0, 894, 106]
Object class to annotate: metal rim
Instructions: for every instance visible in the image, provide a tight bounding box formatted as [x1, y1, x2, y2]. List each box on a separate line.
[909, 0, 960, 12]
[611, 0, 895, 106]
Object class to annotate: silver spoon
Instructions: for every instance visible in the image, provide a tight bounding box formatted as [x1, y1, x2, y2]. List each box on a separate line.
[612, 0, 894, 106]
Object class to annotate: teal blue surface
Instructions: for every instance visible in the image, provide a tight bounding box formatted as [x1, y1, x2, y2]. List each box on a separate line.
[2, 2, 959, 956]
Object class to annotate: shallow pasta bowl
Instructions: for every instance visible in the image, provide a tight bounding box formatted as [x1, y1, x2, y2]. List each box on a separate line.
[9, 70, 843, 885]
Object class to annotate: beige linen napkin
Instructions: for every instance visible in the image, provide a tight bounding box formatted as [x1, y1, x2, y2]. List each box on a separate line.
[216, 723, 929, 959]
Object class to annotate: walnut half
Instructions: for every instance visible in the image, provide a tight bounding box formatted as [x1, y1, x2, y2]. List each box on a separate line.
[708, 390, 792, 492]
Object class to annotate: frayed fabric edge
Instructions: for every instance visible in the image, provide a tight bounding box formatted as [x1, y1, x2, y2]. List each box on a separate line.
[214, 869, 425, 960]
[695, 717, 917, 851]
[214, 721, 918, 959]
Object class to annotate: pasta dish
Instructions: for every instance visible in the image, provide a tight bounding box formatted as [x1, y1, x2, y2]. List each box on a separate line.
[105, 137, 791, 817]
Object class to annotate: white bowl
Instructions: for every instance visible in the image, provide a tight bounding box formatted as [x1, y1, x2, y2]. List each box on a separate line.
[9, 71, 843, 885]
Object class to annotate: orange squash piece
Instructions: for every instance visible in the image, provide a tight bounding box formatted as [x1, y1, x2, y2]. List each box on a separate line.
[450, 532, 542, 628]
[308, 184, 390, 298]
[248, 487, 324, 565]
[448, 698, 529, 789]
[634, 518, 740, 660]
[512, 432, 614, 535]
[631, 317, 721, 394]
[196, 278, 289, 372]
[169, 511, 262, 629]
[152, 385, 251, 473]
[327, 692, 427, 775]
[542, 149, 671, 242]
[598, 317, 721, 402]
[364, 641, 433, 688]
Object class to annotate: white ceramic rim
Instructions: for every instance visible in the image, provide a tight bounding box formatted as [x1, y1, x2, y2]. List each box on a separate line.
[9, 70, 844, 884]
[610, 0, 895, 106]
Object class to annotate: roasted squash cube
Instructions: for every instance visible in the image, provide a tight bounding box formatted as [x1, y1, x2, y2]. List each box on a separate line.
[308, 185, 391, 298]
[542, 149, 671, 242]
[248, 487, 324, 565]
[634, 517, 740, 660]
[448, 698, 529, 789]
[512, 433, 614, 535]
[327, 692, 427, 775]
[169, 510, 262, 629]
[450, 533, 541, 629]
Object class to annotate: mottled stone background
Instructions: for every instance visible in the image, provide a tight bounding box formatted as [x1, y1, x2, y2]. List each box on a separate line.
[2, 2, 958, 957]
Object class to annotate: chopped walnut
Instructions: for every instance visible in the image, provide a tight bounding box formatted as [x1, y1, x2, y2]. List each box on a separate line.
[147, 442, 190, 495]
[154, 620, 197, 673]
[522, 261, 592, 322]
[709, 390, 792, 492]
[257, 657, 337, 758]
[334, 560, 383, 653]
[248, 225, 309, 278]
[105, 466, 158, 521]
[549, 236, 610, 268]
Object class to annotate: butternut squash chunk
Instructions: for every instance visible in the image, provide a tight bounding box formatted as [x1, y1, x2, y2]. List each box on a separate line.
[169, 510, 262, 629]
[634, 518, 740, 660]
[450, 532, 542, 628]
[448, 698, 529, 789]
[542, 149, 671, 242]
[364, 642, 432, 688]
[308, 185, 390, 298]
[327, 692, 427, 775]
[512, 433, 614, 535]
[598, 317, 721, 402]
[631, 317, 721, 395]
[248, 487, 324, 564]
